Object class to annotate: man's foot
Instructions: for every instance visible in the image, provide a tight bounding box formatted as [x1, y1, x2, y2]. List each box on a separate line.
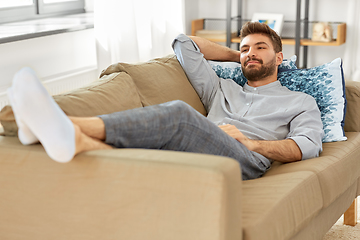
[7, 88, 39, 145]
[11, 67, 75, 163]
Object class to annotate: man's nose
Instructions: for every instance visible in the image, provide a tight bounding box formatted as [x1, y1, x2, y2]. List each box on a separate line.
[248, 47, 257, 57]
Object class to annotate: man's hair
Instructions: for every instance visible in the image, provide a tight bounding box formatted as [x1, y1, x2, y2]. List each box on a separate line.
[240, 22, 282, 53]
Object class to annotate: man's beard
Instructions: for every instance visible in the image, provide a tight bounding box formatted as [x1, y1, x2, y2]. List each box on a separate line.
[242, 57, 276, 81]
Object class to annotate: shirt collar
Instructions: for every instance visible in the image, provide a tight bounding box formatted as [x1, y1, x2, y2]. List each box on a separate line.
[243, 80, 282, 92]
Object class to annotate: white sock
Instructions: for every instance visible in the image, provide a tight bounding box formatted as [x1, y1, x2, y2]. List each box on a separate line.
[11, 67, 75, 163]
[7, 88, 39, 145]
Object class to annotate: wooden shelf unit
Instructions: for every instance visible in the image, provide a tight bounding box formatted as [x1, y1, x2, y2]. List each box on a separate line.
[192, 19, 347, 47]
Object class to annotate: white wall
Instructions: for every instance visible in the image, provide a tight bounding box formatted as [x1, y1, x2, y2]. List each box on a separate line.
[85, 0, 94, 12]
[192, 0, 349, 68]
[0, 29, 98, 109]
[184, 0, 199, 35]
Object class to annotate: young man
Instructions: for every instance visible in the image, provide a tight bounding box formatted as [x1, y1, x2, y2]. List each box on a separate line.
[7, 22, 323, 180]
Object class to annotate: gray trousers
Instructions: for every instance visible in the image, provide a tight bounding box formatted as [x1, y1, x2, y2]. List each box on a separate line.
[99, 100, 270, 180]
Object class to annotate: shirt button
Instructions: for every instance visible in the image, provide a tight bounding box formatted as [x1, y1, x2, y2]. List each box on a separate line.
[254, 88, 257, 91]
[246, 103, 250, 106]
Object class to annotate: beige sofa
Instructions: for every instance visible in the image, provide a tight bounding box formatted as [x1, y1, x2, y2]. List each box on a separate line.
[0, 55, 359, 240]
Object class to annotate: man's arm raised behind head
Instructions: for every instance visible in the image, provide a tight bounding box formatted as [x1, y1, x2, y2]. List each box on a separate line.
[189, 36, 240, 62]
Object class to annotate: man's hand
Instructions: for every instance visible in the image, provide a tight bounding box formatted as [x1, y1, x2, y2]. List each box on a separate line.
[218, 124, 302, 163]
[218, 124, 252, 146]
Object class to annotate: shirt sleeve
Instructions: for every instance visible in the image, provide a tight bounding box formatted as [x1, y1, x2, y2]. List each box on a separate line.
[287, 94, 324, 160]
[172, 34, 220, 112]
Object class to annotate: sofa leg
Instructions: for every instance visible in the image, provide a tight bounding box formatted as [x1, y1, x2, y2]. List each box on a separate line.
[344, 198, 358, 226]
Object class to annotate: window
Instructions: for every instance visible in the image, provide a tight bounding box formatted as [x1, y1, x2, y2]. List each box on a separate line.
[0, 0, 85, 23]
[0, 0, 33, 8]
[38, 0, 84, 15]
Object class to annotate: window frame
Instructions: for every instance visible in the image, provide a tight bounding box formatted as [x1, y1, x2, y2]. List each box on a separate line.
[0, 5, 37, 23]
[0, 0, 85, 24]
[38, 0, 85, 15]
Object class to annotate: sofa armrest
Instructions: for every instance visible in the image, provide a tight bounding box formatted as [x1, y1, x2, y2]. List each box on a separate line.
[344, 80, 360, 132]
[0, 137, 242, 240]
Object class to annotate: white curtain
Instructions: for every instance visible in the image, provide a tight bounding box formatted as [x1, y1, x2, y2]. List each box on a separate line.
[94, 0, 185, 73]
[343, 0, 360, 81]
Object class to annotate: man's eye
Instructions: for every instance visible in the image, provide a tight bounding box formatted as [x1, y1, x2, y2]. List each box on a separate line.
[241, 49, 248, 53]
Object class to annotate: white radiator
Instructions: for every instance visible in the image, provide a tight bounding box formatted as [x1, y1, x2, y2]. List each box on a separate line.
[0, 66, 98, 111]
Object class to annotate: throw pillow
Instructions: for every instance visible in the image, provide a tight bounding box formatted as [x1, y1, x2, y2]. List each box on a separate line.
[209, 57, 347, 143]
[278, 58, 347, 142]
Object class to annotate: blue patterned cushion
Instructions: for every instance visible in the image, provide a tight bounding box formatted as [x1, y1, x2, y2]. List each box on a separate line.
[208, 57, 347, 143]
[278, 58, 346, 142]
[279, 55, 298, 70]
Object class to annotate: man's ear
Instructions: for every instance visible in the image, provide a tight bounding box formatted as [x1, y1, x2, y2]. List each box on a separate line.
[276, 52, 284, 66]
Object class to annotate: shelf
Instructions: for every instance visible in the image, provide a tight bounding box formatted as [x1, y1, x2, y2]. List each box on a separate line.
[192, 19, 347, 47]
[282, 23, 346, 46]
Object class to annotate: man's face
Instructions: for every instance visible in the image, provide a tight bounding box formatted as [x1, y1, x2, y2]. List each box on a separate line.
[240, 34, 282, 82]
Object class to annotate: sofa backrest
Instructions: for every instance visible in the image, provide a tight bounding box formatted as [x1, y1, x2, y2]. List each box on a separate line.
[100, 55, 207, 116]
[344, 80, 360, 132]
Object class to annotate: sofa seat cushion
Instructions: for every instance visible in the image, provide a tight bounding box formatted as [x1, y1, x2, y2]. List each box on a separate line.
[265, 132, 360, 208]
[100, 55, 207, 116]
[242, 171, 323, 240]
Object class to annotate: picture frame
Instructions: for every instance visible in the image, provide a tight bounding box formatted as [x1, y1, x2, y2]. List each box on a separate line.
[251, 13, 284, 35]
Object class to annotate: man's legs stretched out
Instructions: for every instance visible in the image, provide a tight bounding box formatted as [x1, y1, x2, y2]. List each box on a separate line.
[96, 100, 270, 180]
[9, 68, 270, 179]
